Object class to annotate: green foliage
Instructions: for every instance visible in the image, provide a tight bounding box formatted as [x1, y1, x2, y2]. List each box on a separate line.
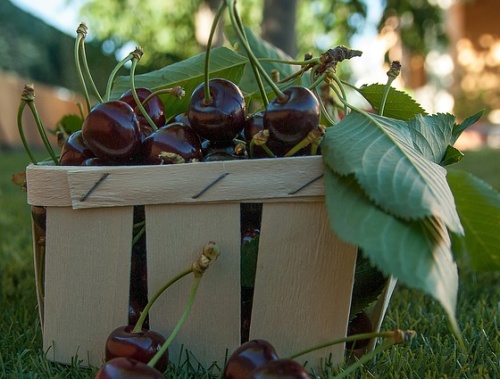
[448, 170, 500, 272]
[358, 84, 427, 120]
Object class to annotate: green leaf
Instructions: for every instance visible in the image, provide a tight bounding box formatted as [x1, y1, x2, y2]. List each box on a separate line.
[447, 169, 500, 271]
[408, 113, 456, 164]
[56, 114, 84, 134]
[350, 250, 387, 319]
[241, 236, 259, 288]
[358, 83, 427, 120]
[451, 109, 484, 143]
[110, 47, 249, 119]
[440, 145, 464, 167]
[323, 169, 460, 334]
[321, 111, 463, 234]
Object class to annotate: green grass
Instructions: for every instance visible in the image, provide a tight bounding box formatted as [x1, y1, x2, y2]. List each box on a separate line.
[1, 148, 499, 378]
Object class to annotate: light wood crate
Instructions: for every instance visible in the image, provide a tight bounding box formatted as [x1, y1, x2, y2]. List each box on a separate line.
[26, 155, 361, 369]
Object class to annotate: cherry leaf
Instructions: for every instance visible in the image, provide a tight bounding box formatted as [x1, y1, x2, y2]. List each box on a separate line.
[110, 47, 248, 119]
[323, 169, 460, 335]
[447, 169, 500, 271]
[358, 83, 427, 120]
[321, 111, 463, 234]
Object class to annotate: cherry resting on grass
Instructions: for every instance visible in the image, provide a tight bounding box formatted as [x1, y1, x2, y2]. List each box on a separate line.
[94, 357, 163, 379]
[250, 359, 310, 379]
[105, 325, 167, 373]
[223, 339, 279, 379]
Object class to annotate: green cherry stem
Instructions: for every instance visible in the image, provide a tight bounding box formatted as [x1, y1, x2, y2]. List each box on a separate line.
[203, 1, 227, 103]
[17, 87, 38, 164]
[286, 329, 398, 360]
[146, 242, 221, 369]
[231, 3, 269, 106]
[334, 339, 395, 379]
[19, 84, 59, 165]
[78, 30, 103, 103]
[379, 60, 401, 116]
[226, 0, 285, 103]
[74, 23, 92, 113]
[132, 241, 221, 333]
[128, 47, 158, 132]
[104, 51, 135, 102]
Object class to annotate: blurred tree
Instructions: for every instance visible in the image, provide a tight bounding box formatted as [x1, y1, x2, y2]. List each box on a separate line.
[75, 0, 368, 71]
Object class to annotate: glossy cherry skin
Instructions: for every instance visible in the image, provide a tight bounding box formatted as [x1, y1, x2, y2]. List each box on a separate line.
[263, 86, 319, 146]
[250, 359, 309, 379]
[105, 325, 168, 373]
[187, 78, 246, 143]
[346, 310, 373, 350]
[119, 88, 166, 138]
[140, 122, 203, 165]
[95, 357, 164, 379]
[59, 130, 95, 166]
[222, 339, 280, 379]
[82, 100, 142, 164]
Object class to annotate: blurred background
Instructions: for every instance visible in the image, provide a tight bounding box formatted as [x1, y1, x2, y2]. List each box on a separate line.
[1, 0, 499, 151]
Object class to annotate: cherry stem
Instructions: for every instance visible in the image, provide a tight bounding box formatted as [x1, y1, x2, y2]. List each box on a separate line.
[284, 126, 324, 157]
[78, 30, 103, 104]
[334, 339, 395, 379]
[132, 242, 221, 333]
[379, 60, 401, 116]
[17, 97, 38, 165]
[104, 51, 135, 102]
[203, 1, 227, 103]
[231, 3, 269, 106]
[226, 0, 285, 103]
[146, 242, 221, 368]
[132, 266, 192, 334]
[129, 48, 158, 132]
[143, 87, 185, 108]
[287, 329, 415, 361]
[147, 275, 201, 369]
[19, 84, 59, 165]
[74, 23, 92, 114]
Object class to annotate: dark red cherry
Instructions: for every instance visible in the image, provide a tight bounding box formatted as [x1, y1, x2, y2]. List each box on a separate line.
[263, 86, 319, 146]
[250, 359, 309, 379]
[95, 357, 164, 379]
[244, 112, 264, 143]
[223, 339, 279, 379]
[346, 310, 373, 350]
[59, 130, 95, 166]
[187, 78, 246, 143]
[82, 157, 108, 166]
[82, 100, 142, 164]
[105, 325, 168, 373]
[119, 88, 166, 138]
[141, 122, 203, 165]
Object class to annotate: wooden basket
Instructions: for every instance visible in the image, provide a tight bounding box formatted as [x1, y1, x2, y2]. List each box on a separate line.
[26, 155, 361, 369]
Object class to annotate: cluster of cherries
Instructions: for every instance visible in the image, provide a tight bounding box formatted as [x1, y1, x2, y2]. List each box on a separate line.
[58, 77, 322, 167]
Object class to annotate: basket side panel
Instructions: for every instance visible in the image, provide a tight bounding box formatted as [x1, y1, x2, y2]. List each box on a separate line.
[146, 203, 241, 366]
[249, 202, 357, 367]
[42, 206, 133, 367]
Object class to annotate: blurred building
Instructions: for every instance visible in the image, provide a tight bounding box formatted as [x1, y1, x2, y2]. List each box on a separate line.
[0, 1, 122, 149]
